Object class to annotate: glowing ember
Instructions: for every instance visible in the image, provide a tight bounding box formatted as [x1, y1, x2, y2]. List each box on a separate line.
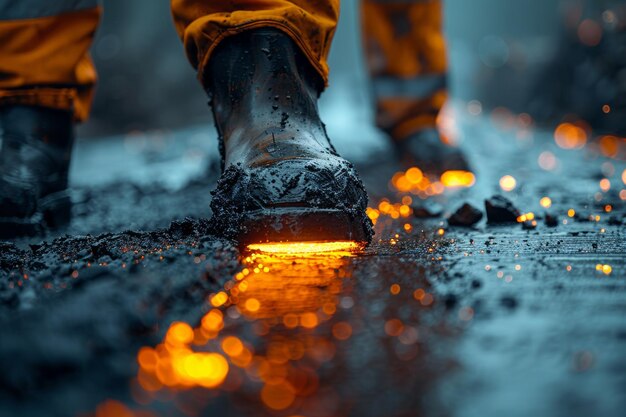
[499, 175, 517, 192]
[540, 197, 552, 208]
[440, 170, 476, 187]
[371, 200, 414, 221]
[554, 123, 587, 150]
[210, 291, 229, 307]
[517, 212, 535, 223]
[599, 136, 619, 158]
[384, 319, 404, 336]
[578, 18, 603, 46]
[405, 167, 424, 184]
[332, 322, 353, 340]
[538, 151, 557, 171]
[596, 264, 612, 275]
[244, 298, 261, 312]
[247, 241, 361, 255]
[261, 382, 296, 410]
[166, 322, 194, 346]
[221, 336, 244, 357]
[366, 207, 380, 225]
[599, 178, 611, 192]
[391, 166, 472, 196]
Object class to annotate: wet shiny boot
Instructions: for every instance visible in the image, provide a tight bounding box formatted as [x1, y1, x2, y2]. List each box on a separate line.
[0, 105, 73, 237]
[395, 128, 470, 175]
[206, 29, 373, 245]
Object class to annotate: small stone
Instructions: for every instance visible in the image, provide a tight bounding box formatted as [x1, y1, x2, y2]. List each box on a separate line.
[545, 213, 558, 227]
[485, 195, 520, 224]
[448, 203, 483, 226]
[412, 201, 443, 218]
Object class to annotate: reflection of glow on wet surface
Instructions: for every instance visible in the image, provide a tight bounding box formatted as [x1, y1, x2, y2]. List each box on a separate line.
[136, 243, 361, 412]
[137, 321, 229, 390]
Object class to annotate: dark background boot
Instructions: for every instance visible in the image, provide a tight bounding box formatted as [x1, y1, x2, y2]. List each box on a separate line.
[206, 28, 373, 245]
[0, 105, 74, 237]
[394, 128, 470, 176]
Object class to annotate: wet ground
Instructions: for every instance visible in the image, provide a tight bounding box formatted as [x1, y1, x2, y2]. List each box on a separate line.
[1, 110, 625, 417]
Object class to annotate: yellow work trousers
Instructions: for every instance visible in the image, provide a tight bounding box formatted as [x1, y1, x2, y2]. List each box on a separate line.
[0, 0, 446, 138]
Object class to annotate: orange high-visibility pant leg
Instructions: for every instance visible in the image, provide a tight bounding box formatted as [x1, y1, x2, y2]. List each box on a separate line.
[0, 1, 100, 122]
[171, 0, 340, 88]
[361, 0, 448, 140]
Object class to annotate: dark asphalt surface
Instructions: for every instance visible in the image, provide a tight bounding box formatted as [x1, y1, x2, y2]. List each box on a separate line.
[0, 115, 625, 417]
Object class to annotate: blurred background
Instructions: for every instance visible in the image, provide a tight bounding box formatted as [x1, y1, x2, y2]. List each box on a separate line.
[79, 0, 626, 140]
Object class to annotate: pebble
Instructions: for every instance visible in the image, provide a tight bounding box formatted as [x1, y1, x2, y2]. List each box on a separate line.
[485, 195, 521, 224]
[448, 203, 483, 227]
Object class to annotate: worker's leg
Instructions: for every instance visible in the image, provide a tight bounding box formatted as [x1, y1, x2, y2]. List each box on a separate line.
[170, 0, 373, 244]
[171, 0, 339, 87]
[0, 1, 100, 121]
[0, 1, 100, 236]
[361, 0, 468, 173]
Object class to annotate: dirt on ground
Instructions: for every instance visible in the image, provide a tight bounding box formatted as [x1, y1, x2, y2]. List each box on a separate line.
[0, 119, 625, 417]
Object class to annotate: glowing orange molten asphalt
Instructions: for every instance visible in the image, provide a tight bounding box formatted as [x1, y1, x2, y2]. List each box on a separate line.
[247, 240, 362, 255]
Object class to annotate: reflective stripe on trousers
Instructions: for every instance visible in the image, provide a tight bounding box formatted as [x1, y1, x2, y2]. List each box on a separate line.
[362, 0, 447, 139]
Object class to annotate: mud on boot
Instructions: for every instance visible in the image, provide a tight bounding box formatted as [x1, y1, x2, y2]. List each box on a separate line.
[206, 29, 373, 246]
[0, 105, 74, 238]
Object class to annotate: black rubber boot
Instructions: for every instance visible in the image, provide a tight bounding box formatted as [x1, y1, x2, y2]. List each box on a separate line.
[394, 128, 470, 175]
[0, 105, 74, 237]
[206, 29, 373, 246]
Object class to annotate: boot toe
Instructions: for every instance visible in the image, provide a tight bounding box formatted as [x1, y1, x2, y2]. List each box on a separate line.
[210, 157, 373, 245]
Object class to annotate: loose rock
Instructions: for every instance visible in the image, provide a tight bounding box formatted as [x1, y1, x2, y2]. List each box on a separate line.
[448, 203, 483, 227]
[485, 195, 521, 224]
[412, 201, 443, 218]
[545, 213, 558, 227]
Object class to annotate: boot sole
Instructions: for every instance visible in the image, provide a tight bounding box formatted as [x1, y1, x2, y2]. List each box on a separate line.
[0, 191, 70, 239]
[238, 207, 369, 247]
